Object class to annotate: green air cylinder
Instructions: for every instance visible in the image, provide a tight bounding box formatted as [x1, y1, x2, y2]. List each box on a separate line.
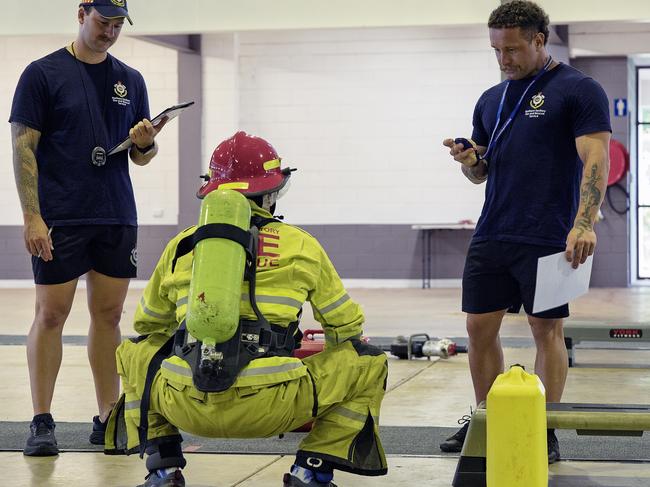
[186, 189, 251, 346]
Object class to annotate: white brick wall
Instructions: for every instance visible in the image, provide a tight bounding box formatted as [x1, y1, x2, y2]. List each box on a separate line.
[3, 28, 500, 227]
[202, 26, 500, 225]
[1, 35, 179, 226]
[202, 33, 240, 175]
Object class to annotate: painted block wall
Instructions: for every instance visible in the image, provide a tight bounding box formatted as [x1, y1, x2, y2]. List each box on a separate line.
[0, 33, 632, 287]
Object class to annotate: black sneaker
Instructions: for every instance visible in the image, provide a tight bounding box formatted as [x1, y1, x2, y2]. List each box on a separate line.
[24, 414, 59, 456]
[282, 473, 338, 487]
[138, 469, 185, 487]
[89, 415, 107, 445]
[547, 429, 561, 464]
[440, 415, 471, 453]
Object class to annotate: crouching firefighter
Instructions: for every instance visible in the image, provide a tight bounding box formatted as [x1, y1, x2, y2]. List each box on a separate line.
[103, 131, 388, 487]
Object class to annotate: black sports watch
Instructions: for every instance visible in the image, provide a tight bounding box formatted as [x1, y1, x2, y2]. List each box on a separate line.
[135, 142, 155, 154]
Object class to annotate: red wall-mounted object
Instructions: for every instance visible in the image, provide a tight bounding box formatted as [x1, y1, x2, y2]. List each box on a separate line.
[608, 139, 629, 186]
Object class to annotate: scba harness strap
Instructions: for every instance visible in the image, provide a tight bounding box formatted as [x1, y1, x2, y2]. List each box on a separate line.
[171, 215, 302, 392]
[172, 317, 301, 393]
[170, 223, 255, 273]
[137, 215, 302, 456]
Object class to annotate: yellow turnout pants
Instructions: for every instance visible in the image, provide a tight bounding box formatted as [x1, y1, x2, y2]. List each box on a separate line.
[105, 334, 388, 476]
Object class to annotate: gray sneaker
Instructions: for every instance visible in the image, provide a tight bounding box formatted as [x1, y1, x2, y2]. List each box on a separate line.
[282, 473, 337, 486]
[138, 469, 185, 487]
[24, 416, 59, 456]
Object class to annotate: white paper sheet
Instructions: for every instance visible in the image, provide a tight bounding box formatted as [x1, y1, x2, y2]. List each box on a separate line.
[532, 251, 593, 314]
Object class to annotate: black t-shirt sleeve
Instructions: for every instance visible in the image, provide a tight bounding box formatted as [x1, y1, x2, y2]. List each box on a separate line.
[570, 77, 611, 138]
[136, 72, 151, 123]
[471, 95, 490, 147]
[9, 62, 49, 131]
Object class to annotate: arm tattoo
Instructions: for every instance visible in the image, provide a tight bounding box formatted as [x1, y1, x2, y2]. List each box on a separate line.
[461, 162, 487, 184]
[574, 164, 602, 236]
[11, 123, 41, 215]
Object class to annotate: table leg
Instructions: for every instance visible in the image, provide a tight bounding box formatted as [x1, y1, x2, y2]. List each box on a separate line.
[421, 230, 426, 289]
[425, 229, 432, 289]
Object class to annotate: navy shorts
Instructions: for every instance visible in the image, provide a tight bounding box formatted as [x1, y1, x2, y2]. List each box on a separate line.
[462, 240, 569, 319]
[32, 225, 138, 285]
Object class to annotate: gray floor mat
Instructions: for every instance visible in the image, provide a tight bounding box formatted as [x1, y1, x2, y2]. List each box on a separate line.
[2, 422, 649, 461]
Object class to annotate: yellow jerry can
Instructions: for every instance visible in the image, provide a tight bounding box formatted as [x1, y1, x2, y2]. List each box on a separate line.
[486, 365, 548, 487]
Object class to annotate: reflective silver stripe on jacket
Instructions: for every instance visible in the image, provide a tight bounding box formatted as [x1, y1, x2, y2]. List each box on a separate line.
[332, 406, 377, 424]
[176, 296, 188, 308]
[241, 294, 302, 310]
[140, 297, 174, 320]
[161, 360, 193, 377]
[124, 400, 141, 411]
[318, 293, 350, 315]
[238, 361, 303, 377]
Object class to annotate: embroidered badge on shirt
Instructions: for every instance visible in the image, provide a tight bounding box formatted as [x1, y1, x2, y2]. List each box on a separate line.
[112, 81, 131, 106]
[114, 81, 127, 98]
[525, 92, 546, 118]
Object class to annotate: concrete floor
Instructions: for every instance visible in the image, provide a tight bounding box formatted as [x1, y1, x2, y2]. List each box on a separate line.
[1, 286, 649, 486]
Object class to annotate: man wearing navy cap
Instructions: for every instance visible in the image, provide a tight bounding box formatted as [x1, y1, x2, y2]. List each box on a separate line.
[10, 0, 166, 456]
[82, 0, 134, 25]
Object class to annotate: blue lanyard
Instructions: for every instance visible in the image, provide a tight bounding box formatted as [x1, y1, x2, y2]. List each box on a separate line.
[482, 56, 553, 161]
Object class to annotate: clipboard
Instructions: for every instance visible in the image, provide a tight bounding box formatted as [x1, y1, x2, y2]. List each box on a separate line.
[107, 101, 195, 155]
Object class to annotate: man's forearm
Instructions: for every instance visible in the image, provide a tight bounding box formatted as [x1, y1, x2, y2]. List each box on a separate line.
[574, 159, 608, 232]
[11, 123, 41, 218]
[461, 160, 488, 184]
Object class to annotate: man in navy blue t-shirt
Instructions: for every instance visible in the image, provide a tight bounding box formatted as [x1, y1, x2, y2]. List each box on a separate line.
[9, 0, 168, 457]
[441, 1, 610, 462]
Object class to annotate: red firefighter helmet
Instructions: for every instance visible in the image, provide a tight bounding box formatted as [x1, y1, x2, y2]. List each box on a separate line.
[197, 131, 294, 198]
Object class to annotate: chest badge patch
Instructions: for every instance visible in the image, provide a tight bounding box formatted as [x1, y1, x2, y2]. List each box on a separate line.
[114, 81, 128, 98]
[112, 80, 131, 107]
[525, 91, 547, 118]
[530, 92, 545, 109]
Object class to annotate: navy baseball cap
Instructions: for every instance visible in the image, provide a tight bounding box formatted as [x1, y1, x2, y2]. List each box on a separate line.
[79, 0, 133, 25]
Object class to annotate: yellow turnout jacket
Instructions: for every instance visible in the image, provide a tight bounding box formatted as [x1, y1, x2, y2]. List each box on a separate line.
[132, 201, 364, 388]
